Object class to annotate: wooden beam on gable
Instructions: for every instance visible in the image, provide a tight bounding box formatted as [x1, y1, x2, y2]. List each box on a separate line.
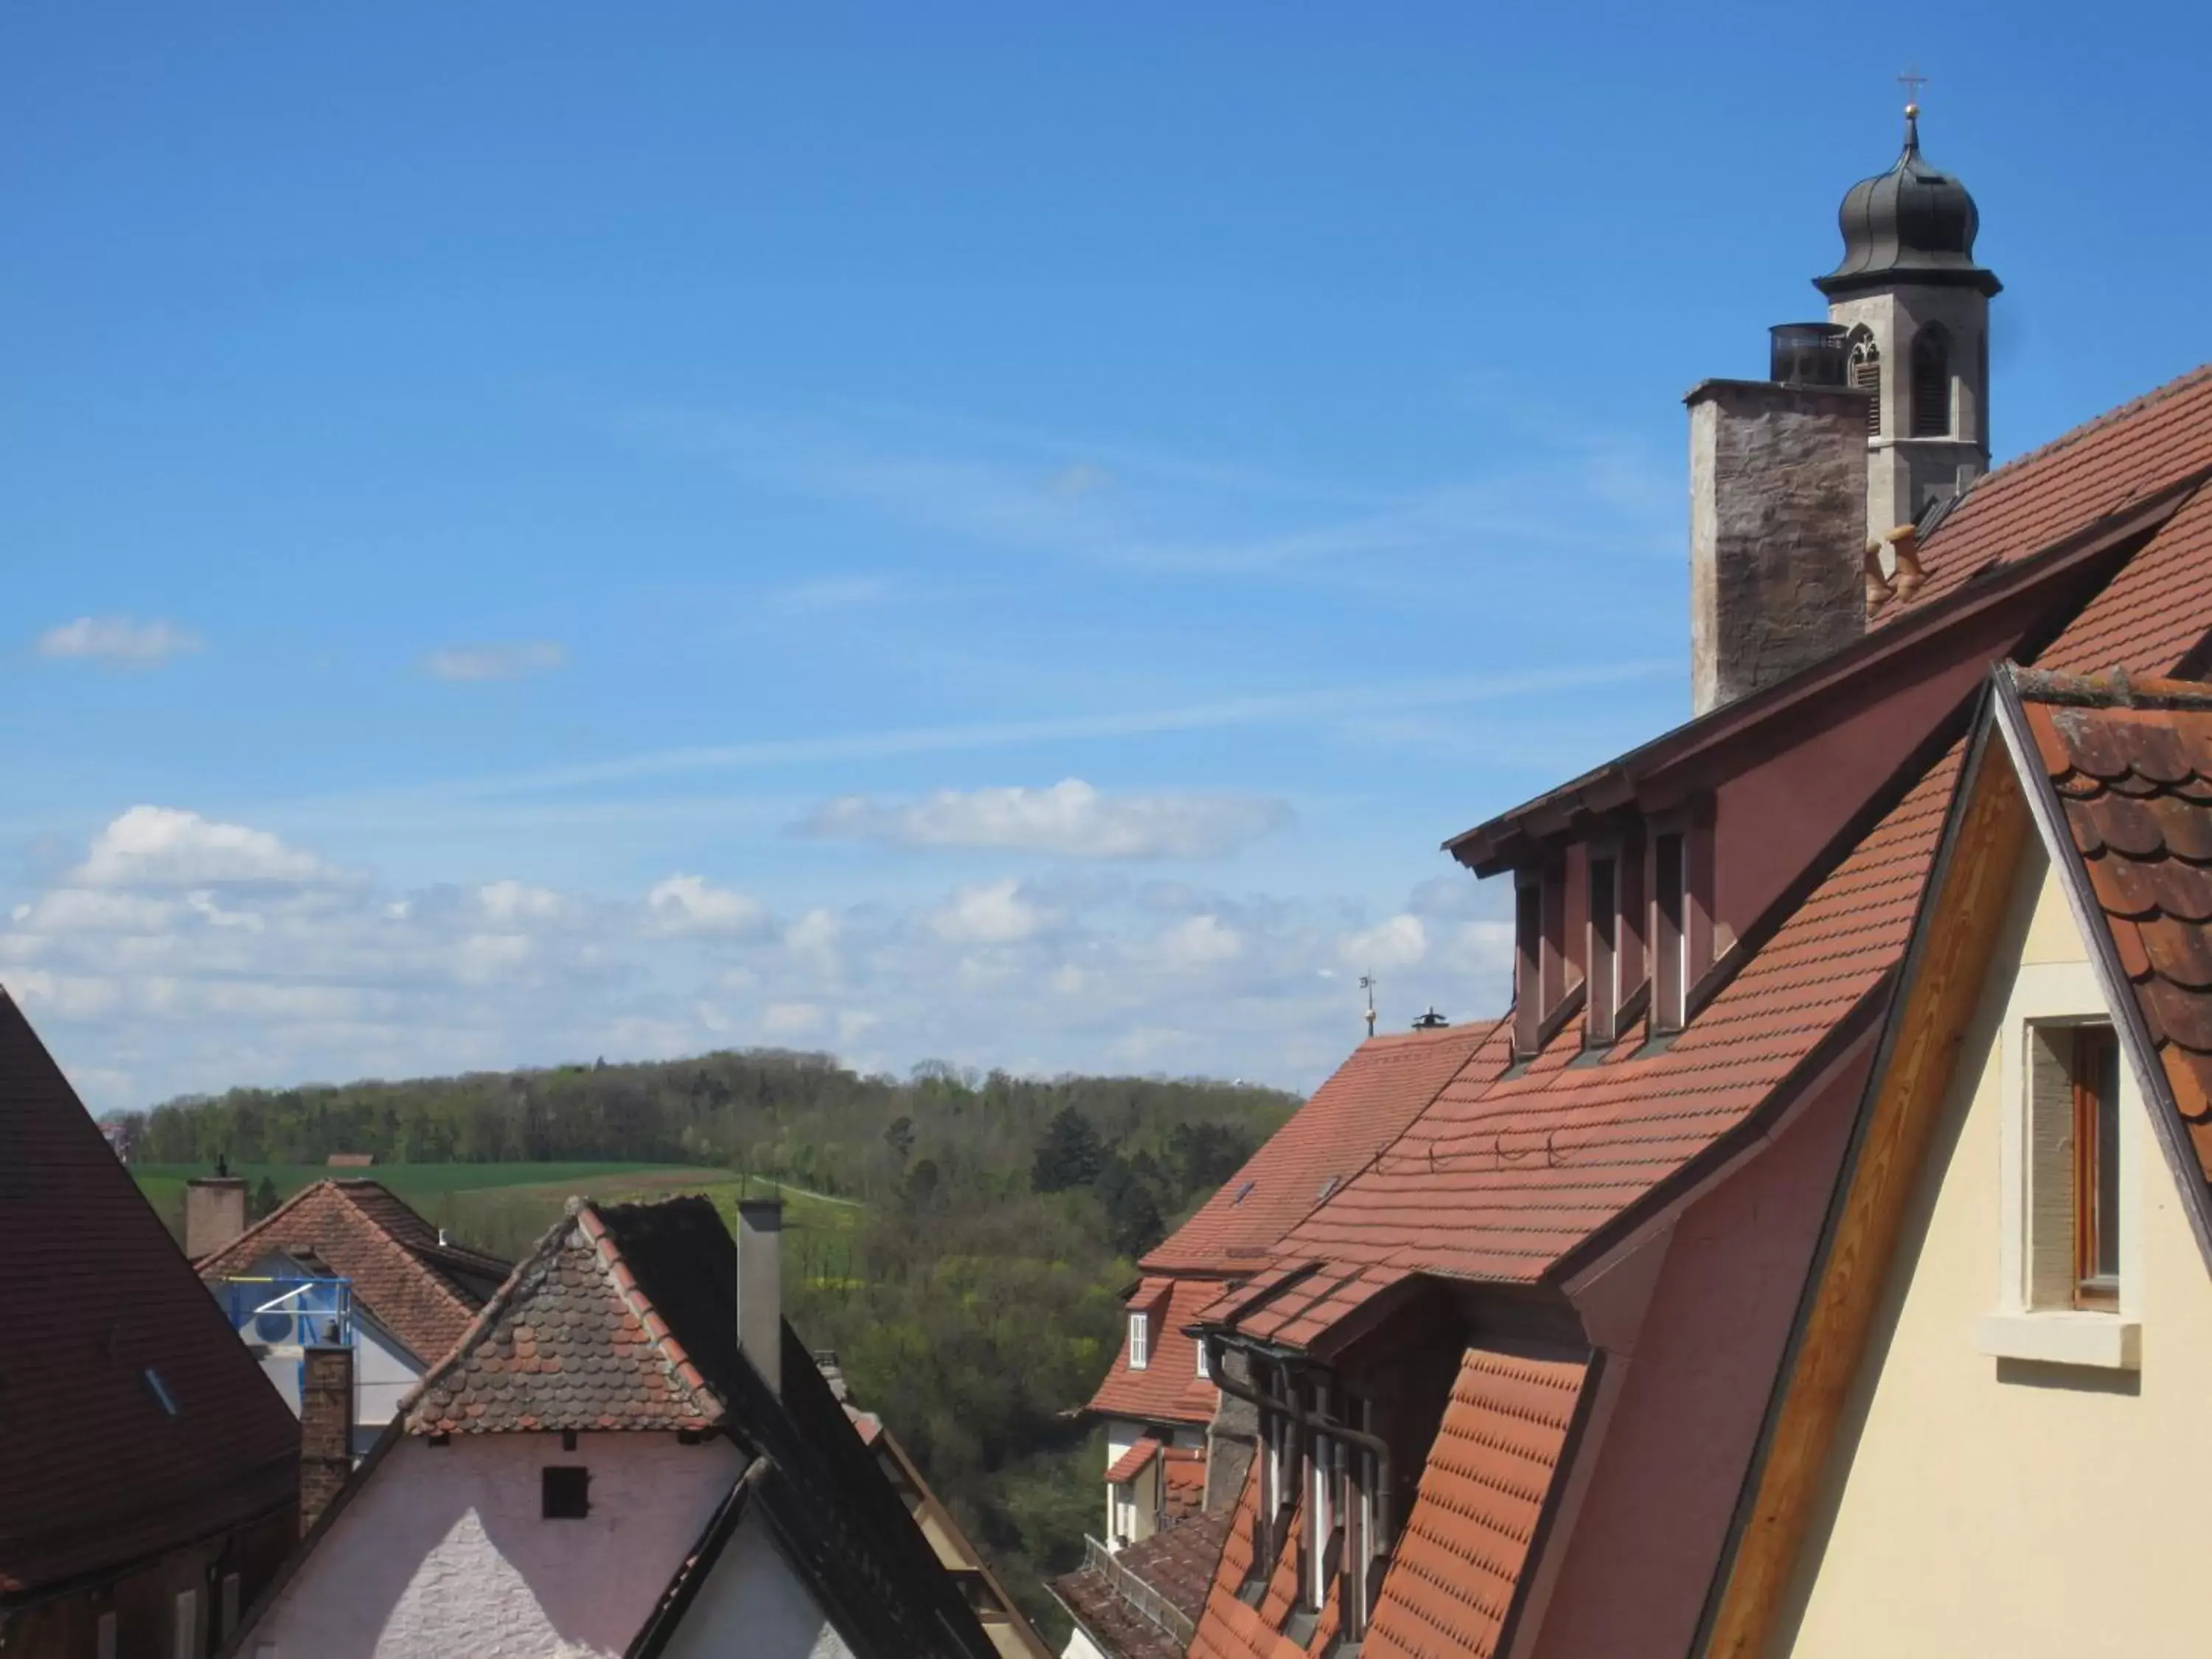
[1698, 723, 2030, 1659]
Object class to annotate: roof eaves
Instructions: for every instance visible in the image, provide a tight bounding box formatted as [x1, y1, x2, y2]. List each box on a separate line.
[1992, 664, 2212, 1277]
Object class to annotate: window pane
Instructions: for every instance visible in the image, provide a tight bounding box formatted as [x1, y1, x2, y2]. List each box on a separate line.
[2096, 1033, 2121, 1277]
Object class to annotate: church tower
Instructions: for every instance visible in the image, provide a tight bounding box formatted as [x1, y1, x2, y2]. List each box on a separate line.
[1817, 102, 2000, 533]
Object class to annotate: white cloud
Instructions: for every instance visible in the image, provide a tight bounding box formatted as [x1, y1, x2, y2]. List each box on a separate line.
[74, 807, 338, 889]
[1342, 914, 1427, 973]
[35, 616, 201, 667]
[761, 1001, 827, 1038]
[1158, 914, 1242, 969]
[804, 779, 1290, 860]
[647, 874, 772, 939]
[478, 880, 563, 924]
[423, 641, 567, 682]
[930, 879, 1048, 945]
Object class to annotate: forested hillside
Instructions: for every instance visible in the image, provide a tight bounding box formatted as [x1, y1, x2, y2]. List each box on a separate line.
[128, 1050, 1300, 1632]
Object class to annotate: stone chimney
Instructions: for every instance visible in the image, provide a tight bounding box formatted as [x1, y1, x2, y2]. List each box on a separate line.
[1687, 377, 1871, 715]
[298, 1343, 354, 1536]
[184, 1176, 248, 1260]
[735, 1199, 782, 1398]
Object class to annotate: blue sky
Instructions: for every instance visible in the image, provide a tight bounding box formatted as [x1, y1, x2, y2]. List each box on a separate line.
[4, 4, 2208, 1110]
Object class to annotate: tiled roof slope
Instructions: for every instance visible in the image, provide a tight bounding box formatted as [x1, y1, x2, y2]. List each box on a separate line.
[2037, 481, 2212, 676]
[1088, 1276, 1225, 1423]
[2017, 673, 2212, 1175]
[1106, 1438, 1162, 1484]
[1188, 1464, 1316, 1659]
[406, 1198, 725, 1434]
[0, 992, 299, 1595]
[1363, 1346, 1590, 1659]
[198, 1178, 508, 1368]
[1053, 1510, 1232, 1659]
[1144, 1023, 1498, 1276]
[1890, 364, 2212, 616]
[1164, 1445, 1206, 1518]
[1209, 744, 1964, 1341]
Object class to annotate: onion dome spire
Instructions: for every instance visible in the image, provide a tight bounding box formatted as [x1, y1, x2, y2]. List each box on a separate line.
[1816, 102, 2000, 298]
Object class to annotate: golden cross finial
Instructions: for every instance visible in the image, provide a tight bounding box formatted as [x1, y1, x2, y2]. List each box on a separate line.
[1897, 63, 1928, 116]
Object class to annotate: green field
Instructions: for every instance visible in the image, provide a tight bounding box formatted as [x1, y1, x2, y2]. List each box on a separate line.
[135, 1161, 860, 1265]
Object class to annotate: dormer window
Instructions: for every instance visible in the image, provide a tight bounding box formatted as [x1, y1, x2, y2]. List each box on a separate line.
[1587, 855, 1618, 1047]
[1652, 831, 1688, 1034]
[1127, 1311, 1149, 1371]
[1512, 860, 1569, 1058]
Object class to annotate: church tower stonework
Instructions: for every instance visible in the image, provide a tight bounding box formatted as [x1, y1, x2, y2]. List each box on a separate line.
[1817, 102, 2000, 533]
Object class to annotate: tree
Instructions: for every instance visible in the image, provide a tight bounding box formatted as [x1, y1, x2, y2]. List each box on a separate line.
[250, 1176, 281, 1220]
[1096, 1156, 1164, 1259]
[883, 1114, 916, 1164]
[1029, 1108, 1104, 1193]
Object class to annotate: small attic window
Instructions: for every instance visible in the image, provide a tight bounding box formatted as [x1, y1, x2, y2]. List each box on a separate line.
[1127, 1311, 1150, 1371]
[542, 1466, 591, 1520]
[1233, 1179, 1256, 1206]
[144, 1367, 180, 1418]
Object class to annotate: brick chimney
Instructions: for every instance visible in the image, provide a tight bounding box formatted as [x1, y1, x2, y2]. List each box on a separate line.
[298, 1343, 354, 1535]
[735, 1199, 782, 1397]
[184, 1177, 248, 1260]
[1687, 377, 1871, 715]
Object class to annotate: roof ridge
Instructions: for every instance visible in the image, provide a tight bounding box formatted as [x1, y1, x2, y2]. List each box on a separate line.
[574, 1203, 727, 1426]
[328, 1180, 483, 1326]
[1952, 361, 2212, 504]
[192, 1176, 333, 1270]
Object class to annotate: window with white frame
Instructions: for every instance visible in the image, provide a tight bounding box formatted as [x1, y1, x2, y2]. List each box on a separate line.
[1197, 1338, 1210, 1380]
[2028, 1020, 2123, 1310]
[1127, 1310, 1149, 1370]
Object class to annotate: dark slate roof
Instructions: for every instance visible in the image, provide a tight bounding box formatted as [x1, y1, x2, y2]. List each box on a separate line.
[0, 992, 299, 1598]
[1818, 108, 1998, 298]
[400, 1195, 998, 1659]
[198, 1180, 508, 1368]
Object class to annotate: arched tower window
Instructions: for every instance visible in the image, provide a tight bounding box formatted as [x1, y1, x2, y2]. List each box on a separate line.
[1847, 327, 1881, 437]
[1910, 326, 1952, 438]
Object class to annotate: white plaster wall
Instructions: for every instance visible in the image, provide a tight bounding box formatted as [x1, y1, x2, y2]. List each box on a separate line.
[353, 1318, 420, 1432]
[245, 1432, 742, 1658]
[654, 1511, 853, 1659]
[1058, 1625, 1111, 1659]
[1778, 848, 2212, 1658]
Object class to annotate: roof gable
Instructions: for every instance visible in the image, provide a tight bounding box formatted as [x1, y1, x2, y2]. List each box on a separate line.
[0, 992, 300, 1596]
[198, 1179, 505, 1368]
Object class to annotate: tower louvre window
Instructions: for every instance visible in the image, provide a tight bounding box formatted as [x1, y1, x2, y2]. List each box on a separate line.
[1848, 328, 1881, 437]
[1910, 326, 1952, 437]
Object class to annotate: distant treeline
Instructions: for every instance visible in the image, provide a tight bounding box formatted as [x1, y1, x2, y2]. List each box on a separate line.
[124, 1047, 1293, 1209]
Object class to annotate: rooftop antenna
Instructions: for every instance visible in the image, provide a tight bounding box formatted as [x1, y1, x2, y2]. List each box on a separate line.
[1359, 974, 1378, 1039]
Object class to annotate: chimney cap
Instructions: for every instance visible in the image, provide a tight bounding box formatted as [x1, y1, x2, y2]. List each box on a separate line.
[737, 1197, 784, 1226]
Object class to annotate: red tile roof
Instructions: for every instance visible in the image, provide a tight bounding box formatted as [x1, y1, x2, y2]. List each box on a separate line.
[198, 1179, 508, 1368]
[1106, 1437, 1163, 1485]
[406, 1197, 728, 1435]
[1087, 1276, 1226, 1425]
[1363, 1346, 1591, 1659]
[2016, 672, 2212, 1174]
[1163, 1445, 1207, 1519]
[1144, 1023, 1499, 1276]
[1054, 1511, 1233, 1659]
[0, 992, 299, 1596]
[1888, 364, 2212, 617]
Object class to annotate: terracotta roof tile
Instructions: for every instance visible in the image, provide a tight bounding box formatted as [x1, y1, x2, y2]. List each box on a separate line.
[1088, 1276, 1230, 1425]
[1106, 1437, 1163, 1484]
[1363, 1346, 1591, 1659]
[1889, 364, 2212, 617]
[198, 1179, 508, 1368]
[2017, 674, 2212, 1174]
[1163, 1445, 1207, 1520]
[1054, 1510, 1232, 1659]
[2036, 482, 2212, 677]
[1212, 747, 1961, 1327]
[0, 993, 299, 1595]
[1144, 1023, 1499, 1276]
[403, 1197, 726, 1435]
